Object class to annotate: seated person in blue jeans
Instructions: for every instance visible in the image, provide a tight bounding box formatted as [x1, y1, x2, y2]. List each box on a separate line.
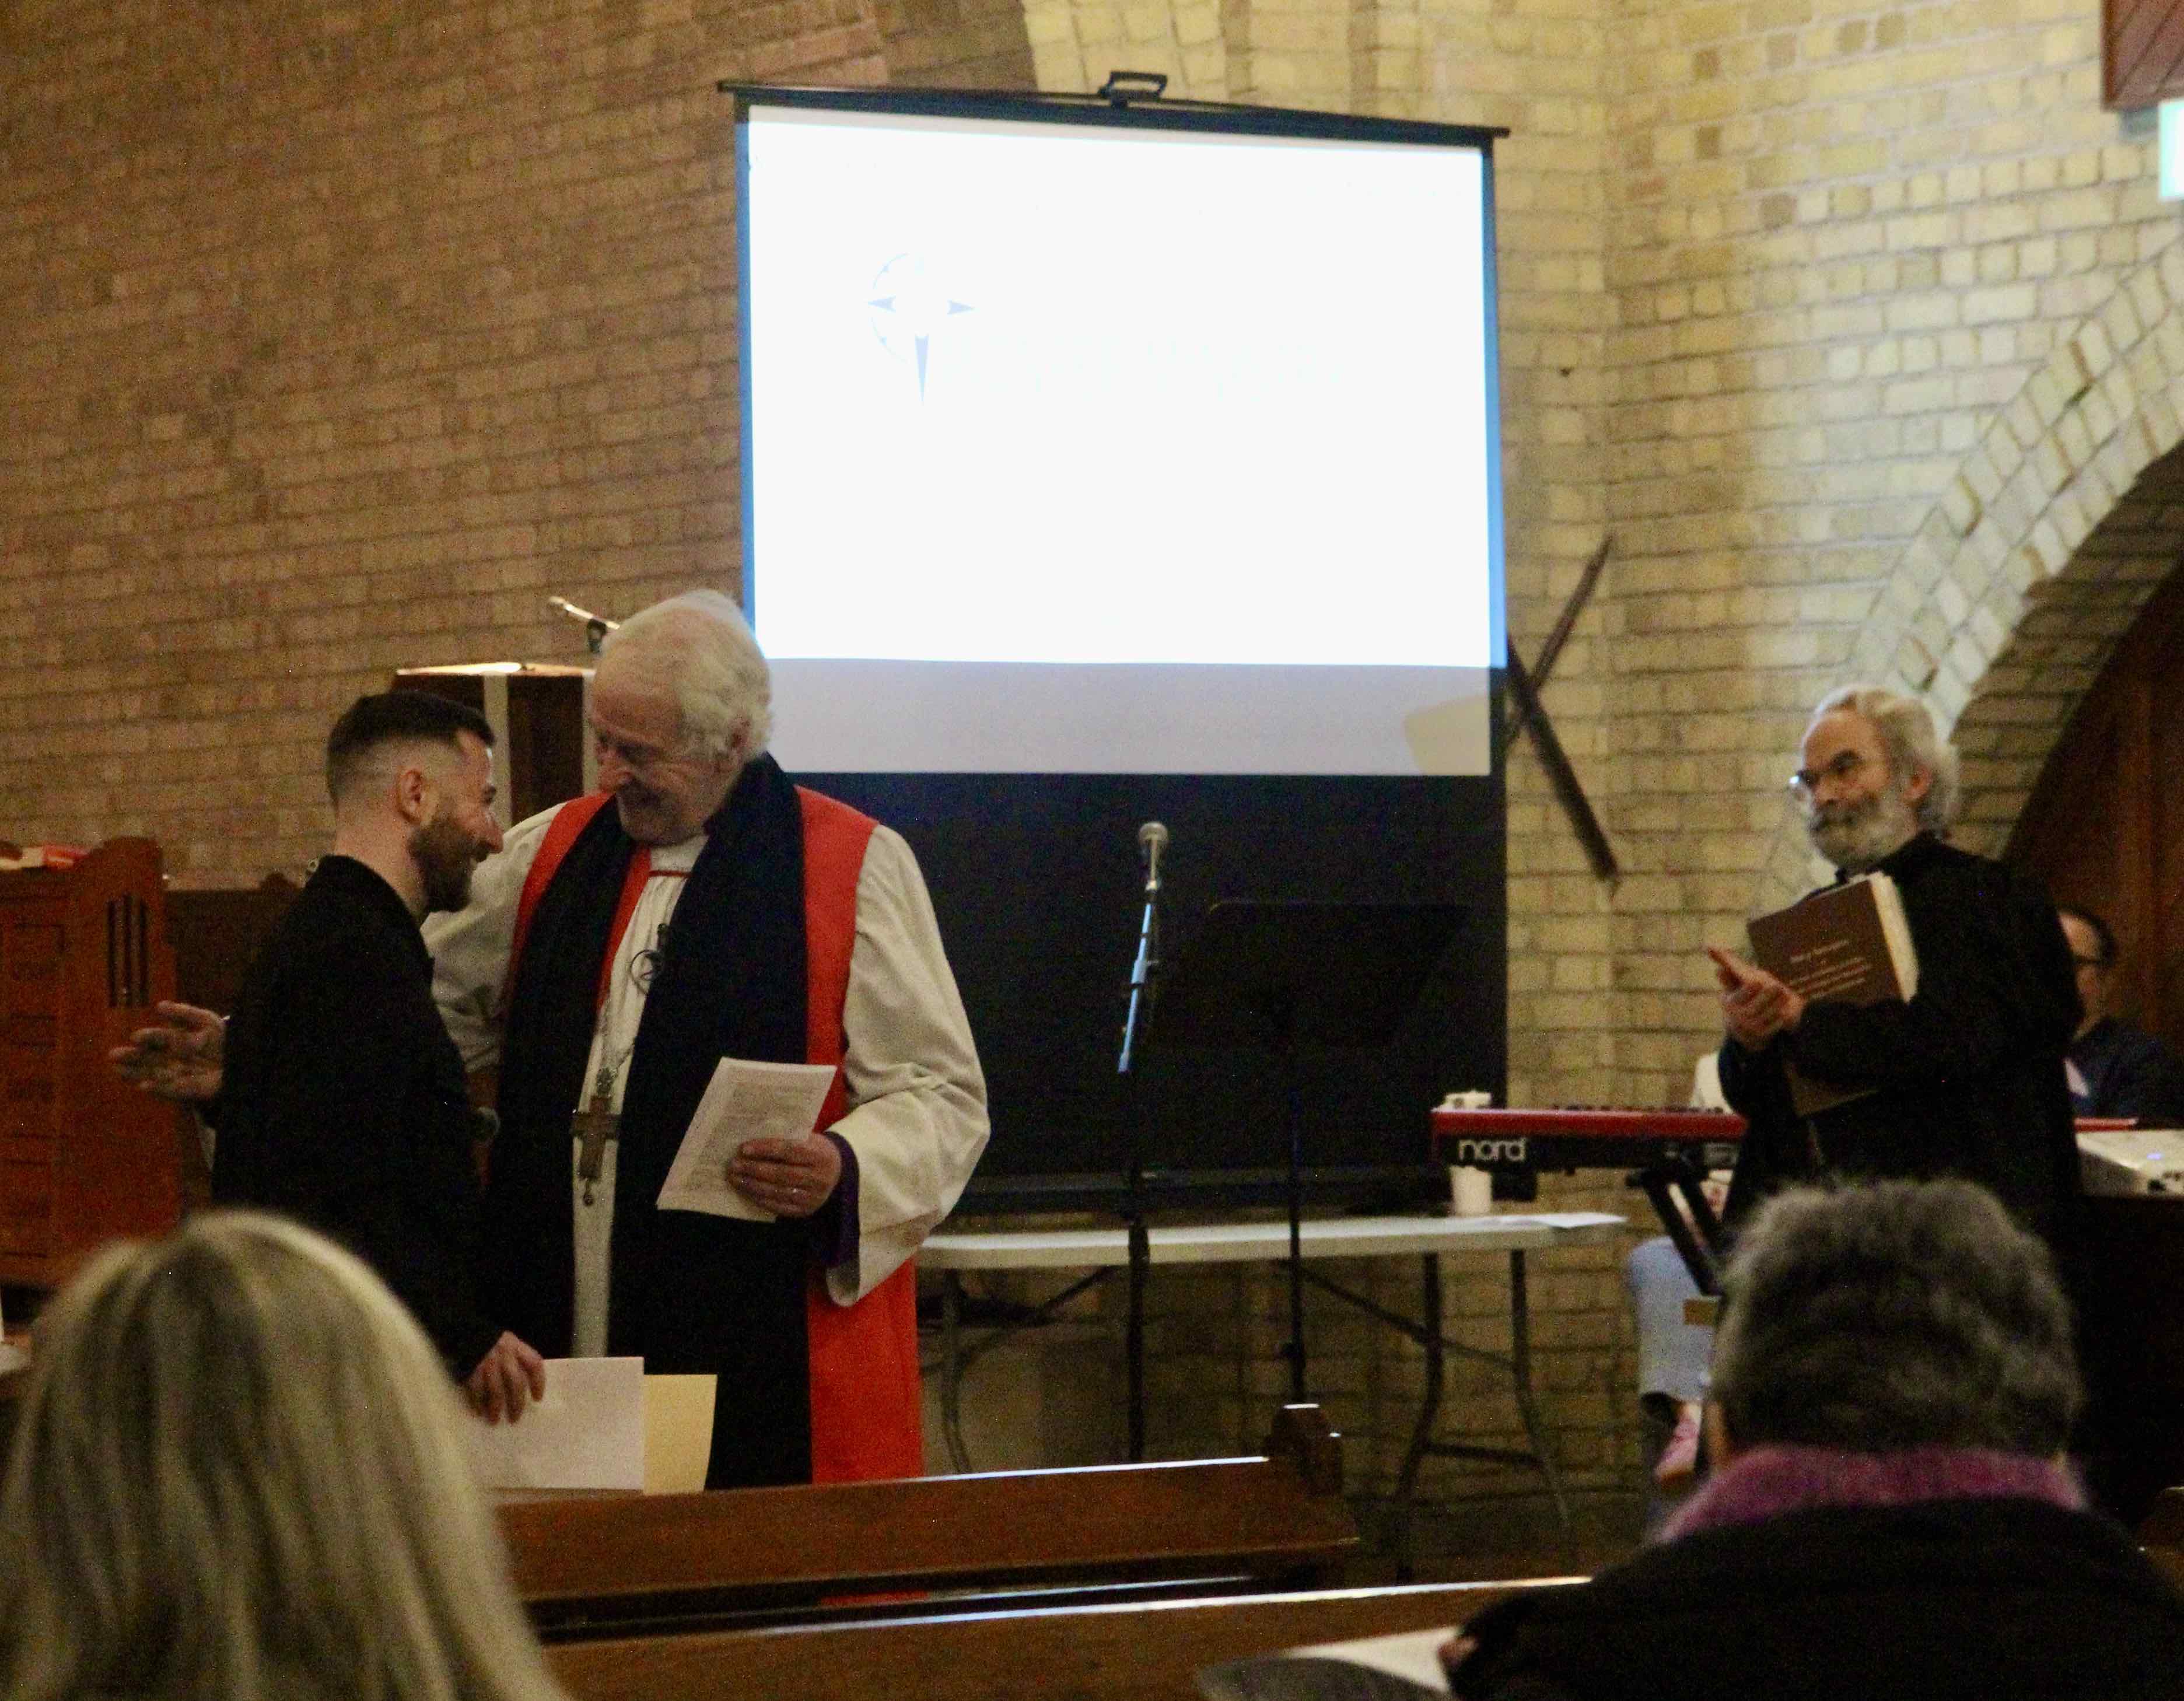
[1626, 1056, 1726, 1495]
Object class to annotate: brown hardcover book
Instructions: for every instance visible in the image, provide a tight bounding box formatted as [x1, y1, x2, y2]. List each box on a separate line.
[1745, 872, 1920, 1118]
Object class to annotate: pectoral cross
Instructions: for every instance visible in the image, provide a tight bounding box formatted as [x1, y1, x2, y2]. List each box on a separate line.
[573, 1088, 617, 1207]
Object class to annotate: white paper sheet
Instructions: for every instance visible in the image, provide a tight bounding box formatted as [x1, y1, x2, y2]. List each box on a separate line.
[1199, 1629, 1454, 1699]
[656, 1055, 837, 1221]
[465, 1356, 646, 1492]
[1289, 1628, 1454, 1690]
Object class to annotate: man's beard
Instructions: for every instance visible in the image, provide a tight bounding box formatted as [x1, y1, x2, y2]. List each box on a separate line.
[1807, 786, 1922, 873]
[411, 813, 484, 914]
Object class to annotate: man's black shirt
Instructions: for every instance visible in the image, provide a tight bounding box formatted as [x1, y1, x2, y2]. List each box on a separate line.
[211, 855, 498, 1374]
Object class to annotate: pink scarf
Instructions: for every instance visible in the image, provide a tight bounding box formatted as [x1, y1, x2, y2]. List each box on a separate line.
[1662, 1443, 2083, 1544]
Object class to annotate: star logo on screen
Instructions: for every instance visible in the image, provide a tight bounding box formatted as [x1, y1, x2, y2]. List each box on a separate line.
[867, 253, 975, 400]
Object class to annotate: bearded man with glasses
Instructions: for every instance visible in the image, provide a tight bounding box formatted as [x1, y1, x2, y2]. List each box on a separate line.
[1703, 685, 2082, 1241]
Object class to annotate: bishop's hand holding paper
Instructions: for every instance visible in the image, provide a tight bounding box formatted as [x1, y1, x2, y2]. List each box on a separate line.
[658, 1056, 841, 1220]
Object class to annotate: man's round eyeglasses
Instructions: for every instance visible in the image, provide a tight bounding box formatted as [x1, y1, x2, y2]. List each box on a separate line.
[1787, 748, 1868, 802]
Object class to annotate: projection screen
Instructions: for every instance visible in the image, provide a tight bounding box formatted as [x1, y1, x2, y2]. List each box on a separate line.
[736, 92, 1506, 777]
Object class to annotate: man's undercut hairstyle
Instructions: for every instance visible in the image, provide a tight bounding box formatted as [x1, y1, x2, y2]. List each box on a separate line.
[1712, 1178, 2080, 1458]
[600, 589, 773, 762]
[0, 1212, 570, 1701]
[1811, 682, 1961, 832]
[2059, 904, 2119, 968]
[324, 690, 494, 805]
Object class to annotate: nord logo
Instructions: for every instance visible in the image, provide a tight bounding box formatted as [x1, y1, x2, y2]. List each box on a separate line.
[1453, 1138, 1528, 1165]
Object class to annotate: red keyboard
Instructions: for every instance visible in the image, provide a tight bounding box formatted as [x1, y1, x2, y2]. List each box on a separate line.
[1430, 1105, 1746, 1174]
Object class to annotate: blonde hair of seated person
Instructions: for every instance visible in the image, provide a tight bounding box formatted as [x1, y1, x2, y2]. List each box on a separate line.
[0, 1211, 569, 1701]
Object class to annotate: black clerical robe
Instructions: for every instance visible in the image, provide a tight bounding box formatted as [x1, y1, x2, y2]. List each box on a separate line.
[1720, 833, 2081, 1237]
[211, 855, 499, 1376]
[482, 755, 915, 1489]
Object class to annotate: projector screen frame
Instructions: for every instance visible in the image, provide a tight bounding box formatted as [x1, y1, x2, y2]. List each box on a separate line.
[719, 80, 1510, 150]
[722, 80, 1513, 1212]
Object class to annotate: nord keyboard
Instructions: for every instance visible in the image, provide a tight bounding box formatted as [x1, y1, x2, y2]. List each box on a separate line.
[1430, 1105, 1748, 1294]
[1429, 1105, 1746, 1175]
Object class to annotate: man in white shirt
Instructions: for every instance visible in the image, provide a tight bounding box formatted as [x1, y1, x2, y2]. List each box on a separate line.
[428, 590, 988, 1487]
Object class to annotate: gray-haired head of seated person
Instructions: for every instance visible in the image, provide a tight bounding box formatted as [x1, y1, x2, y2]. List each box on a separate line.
[1710, 1178, 2079, 1459]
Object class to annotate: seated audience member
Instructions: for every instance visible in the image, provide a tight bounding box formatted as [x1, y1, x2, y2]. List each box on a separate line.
[1625, 1236, 1710, 1493]
[0, 1212, 571, 1701]
[1625, 1055, 1727, 1499]
[2060, 905, 2184, 1125]
[1447, 1178, 2184, 1701]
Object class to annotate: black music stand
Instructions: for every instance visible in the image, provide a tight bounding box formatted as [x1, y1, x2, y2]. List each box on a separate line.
[1145, 900, 1468, 1400]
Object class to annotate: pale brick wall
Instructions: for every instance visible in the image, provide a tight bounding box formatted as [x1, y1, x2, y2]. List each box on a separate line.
[1014, 0, 2184, 1530]
[0, 0, 1030, 883]
[12, 0, 2184, 1537]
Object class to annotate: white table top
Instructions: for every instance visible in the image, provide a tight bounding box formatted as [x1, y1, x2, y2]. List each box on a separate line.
[922, 1211, 1626, 1270]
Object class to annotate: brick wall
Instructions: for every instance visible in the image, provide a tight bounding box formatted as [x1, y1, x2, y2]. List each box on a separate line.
[1013, 0, 2184, 1526]
[10, 0, 2184, 1529]
[0, 0, 1030, 883]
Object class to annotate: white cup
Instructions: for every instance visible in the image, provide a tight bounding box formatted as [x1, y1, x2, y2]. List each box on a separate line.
[1451, 1166, 1493, 1216]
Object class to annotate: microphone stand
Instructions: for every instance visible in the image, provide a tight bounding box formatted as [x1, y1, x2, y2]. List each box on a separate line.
[1116, 826, 1164, 1461]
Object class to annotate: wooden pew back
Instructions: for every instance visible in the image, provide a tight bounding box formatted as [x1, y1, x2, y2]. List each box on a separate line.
[502, 1405, 1355, 1632]
[544, 1578, 1581, 1701]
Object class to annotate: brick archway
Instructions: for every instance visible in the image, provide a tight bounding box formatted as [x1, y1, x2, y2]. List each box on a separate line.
[1754, 242, 2184, 911]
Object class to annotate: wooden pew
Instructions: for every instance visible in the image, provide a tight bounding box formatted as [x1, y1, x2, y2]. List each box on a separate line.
[503, 1405, 1354, 1636]
[542, 1578, 1580, 1701]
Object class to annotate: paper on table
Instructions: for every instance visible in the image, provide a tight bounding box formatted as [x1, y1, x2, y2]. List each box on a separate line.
[466, 1357, 645, 1492]
[1198, 1628, 1453, 1699]
[656, 1055, 837, 1221]
[643, 1374, 718, 1494]
[1289, 1629, 1453, 1690]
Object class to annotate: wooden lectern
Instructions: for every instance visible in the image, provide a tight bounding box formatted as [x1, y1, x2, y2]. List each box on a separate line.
[0, 839, 197, 1286]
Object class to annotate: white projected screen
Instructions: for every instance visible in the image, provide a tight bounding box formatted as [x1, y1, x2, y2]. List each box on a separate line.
[740, 103, 1500, 775]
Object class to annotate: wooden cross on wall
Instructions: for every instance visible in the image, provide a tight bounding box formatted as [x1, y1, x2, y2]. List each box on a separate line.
[1503, 536, 1619, 885]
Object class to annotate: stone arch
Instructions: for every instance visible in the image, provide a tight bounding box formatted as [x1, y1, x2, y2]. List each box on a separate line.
[1754, 239, 2184, 911]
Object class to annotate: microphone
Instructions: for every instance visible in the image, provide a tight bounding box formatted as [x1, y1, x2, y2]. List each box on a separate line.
[1119, 822, 1168, 1075]
[548, 595, 620, 655]
[1138, 821, 1168, 892]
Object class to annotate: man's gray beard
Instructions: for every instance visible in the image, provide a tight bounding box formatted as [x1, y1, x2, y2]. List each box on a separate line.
[1807, 787, 1922, 874]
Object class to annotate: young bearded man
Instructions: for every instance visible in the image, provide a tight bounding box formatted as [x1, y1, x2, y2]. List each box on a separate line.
[113, 691, 545, 1422]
